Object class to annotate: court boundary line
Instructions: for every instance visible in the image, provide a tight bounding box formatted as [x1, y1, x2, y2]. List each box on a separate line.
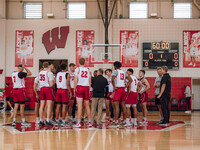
[0, 121, 190, 134]
[84, 130, 97, 150]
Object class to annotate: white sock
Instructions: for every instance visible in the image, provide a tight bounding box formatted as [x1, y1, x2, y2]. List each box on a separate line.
[133, 118, 137, 124]
[77, 119, 81, 123]
[62, 120, 65, 123]
[13, 118, 16, 122]
[159, 115, 162, 120]
[36, 117, 39, 121]
[144, 117, 147, 121]
[126, 118, 130, 124]
[69, 116, 72, 120]
[40, 118, 43, 122]
[22, 118, 25, 123]
[46, 118, 50, 122]
[88, 118, 91, 122]
[60, 118, 63, 120]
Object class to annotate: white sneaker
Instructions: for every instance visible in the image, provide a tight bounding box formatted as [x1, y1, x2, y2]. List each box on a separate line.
[133, 122, 138, 126]
[188, 62, 193, 66]
[21, 121, 31, 126]
[73, 122, 81, 128]
[126, 121, 132, 127]
[35, 119, 40, 124]
[193, 63, 196, 67]
[185, 110, 192, 114]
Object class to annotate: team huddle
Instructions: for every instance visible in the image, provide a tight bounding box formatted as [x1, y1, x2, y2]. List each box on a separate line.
[11, 57, 170, 128]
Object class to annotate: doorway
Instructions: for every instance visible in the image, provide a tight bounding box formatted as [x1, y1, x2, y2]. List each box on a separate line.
[192, 79, 200, 110]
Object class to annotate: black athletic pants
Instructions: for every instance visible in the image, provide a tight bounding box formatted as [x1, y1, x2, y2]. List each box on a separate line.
[186, 97, 191, 110]
[72, 97, 76, 118]
[161, 97, 170, 123]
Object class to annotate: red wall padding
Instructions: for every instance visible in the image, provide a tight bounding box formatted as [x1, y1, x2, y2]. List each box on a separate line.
[5, 77, 191, 109]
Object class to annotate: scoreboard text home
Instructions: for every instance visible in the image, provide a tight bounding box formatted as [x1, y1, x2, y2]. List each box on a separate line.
[143, 42, 179, 69]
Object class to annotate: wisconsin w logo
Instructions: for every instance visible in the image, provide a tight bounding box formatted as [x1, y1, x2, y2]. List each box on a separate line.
[42, 26, 70, 54]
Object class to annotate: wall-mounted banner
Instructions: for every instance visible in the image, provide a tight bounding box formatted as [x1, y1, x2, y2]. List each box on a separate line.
[120, 30, 139, 67]
[183, 30, 200, 68]
[42, 26, 70, 54]
[76, 30, 95, 67]
[15, 30, 34, 67]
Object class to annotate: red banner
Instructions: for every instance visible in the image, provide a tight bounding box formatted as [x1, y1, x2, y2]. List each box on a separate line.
[15, 30, 34, 67]
[76, 30, 95, 67]
[183, 30, 200, 68]
[120, 30, 139, 67]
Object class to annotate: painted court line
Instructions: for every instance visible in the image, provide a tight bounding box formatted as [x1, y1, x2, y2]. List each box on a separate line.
[84, 130, 97, 150]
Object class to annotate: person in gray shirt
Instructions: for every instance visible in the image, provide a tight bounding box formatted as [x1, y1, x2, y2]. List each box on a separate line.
[154, 68, 163, 123]
[184, 85, 191, 114]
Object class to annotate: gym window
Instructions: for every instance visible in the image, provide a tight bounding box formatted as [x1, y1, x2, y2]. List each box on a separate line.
[174, 3, 192, 19]
[24, 2, 42, 19]
[67, 2, 86, 19]
[129, 2, 148, 19]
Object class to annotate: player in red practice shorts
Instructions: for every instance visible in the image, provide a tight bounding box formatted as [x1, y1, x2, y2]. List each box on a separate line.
[125, 68, 142, 126]
[138, 70, 150, 125]
[73, 58, 92, 128]
[11, 64, 32, 126]
[67, 63, 76, 122]
[55, 64, 72, 126]
[38, 62, 55, 126]
[111, 61, 132, 128]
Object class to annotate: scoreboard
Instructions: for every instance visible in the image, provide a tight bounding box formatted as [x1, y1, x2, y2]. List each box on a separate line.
[143, 42, 179, 69]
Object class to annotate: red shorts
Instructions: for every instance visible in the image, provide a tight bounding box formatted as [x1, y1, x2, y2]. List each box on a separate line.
[34, 91, 40, 103]
[106, 92, 113, 100]
[13, 88, 26, 103]
[113, 87, 126, 101]
[55, 89, 69, 104]
[138, 92, 148, 104]
[40, 87, 54, 101]
[70, 88, 75, 100]
[76, 86, 89, 101]
[126, 92, 138, 105]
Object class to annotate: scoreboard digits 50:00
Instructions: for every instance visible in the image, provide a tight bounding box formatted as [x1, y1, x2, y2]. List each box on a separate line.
[143, 42, 179, 69]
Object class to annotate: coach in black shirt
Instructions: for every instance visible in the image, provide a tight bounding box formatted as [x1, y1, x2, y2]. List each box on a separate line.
[91, 68, 108, 126]
[157, 66, 171, 125]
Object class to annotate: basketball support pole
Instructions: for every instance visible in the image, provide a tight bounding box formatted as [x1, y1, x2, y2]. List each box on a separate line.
[97, 0, 117, 59]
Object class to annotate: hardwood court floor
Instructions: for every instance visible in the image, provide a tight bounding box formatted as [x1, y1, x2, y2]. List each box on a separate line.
[0, 111, 200, 150]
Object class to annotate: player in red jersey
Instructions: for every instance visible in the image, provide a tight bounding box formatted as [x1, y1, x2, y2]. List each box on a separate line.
[11, 65, 32, 126]
[111, 61, 132, 127]
[105, 69, 115, 122]
[67, 63, 76, 122]
[138, 70, 150, 125]
[38, 62, 55, 126]
[1, 83, 13, 113]
[73, 58, 92, 128]
[55, 64, 72, 126]
[125, 68, 142, 126]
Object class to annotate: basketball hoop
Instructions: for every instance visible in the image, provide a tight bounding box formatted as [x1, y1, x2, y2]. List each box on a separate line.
[102, 59, 110, 63]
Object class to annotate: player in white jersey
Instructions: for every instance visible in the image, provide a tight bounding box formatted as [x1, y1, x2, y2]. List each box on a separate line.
[12, 65, 32, 126]
[105, 69, 115, 122]
[138, 70, 150, 125]
[188, 39, 198, 67]
[67, 63, 76, 122]
[73, 58, 92, 128]
[111, 61, 132, 127]
[55, 64, 72, 126]
[38, 62, 54, 126]
[125, 69, 142, 126]
[33, 71, 42, 124]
